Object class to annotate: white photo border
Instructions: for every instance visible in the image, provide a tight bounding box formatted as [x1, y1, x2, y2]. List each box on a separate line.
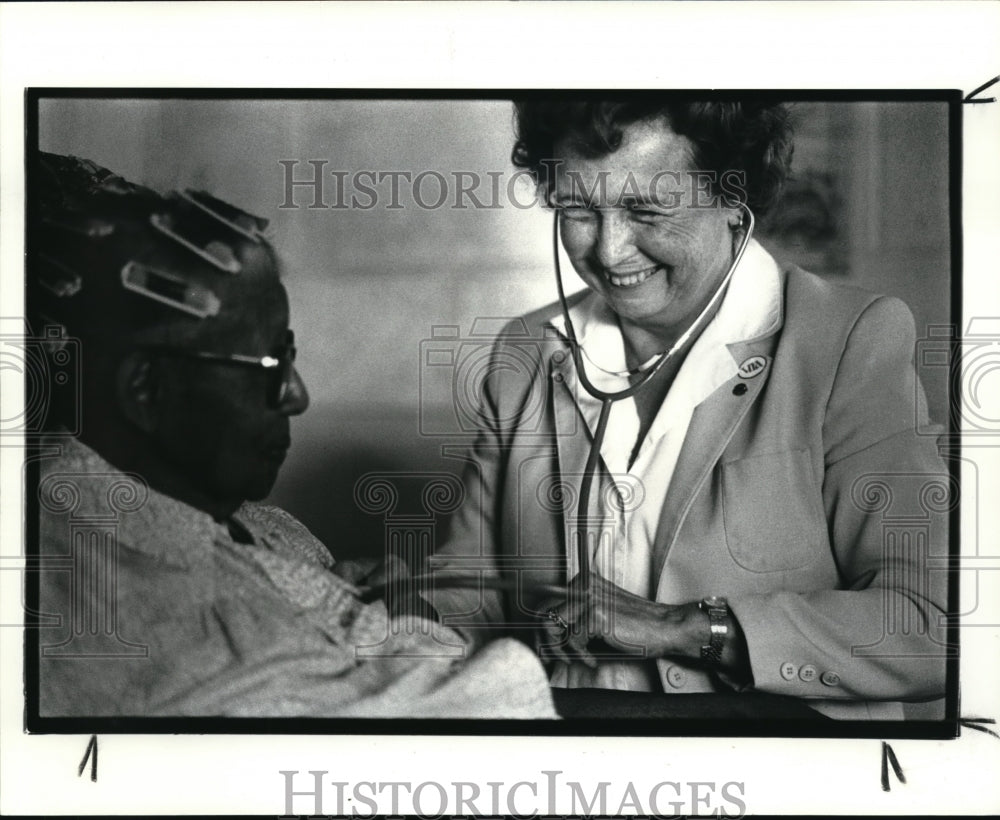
[2, 2, 999, 816]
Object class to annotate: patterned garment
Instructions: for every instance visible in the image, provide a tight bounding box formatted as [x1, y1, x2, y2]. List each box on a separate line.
[36, 437, 555, 718]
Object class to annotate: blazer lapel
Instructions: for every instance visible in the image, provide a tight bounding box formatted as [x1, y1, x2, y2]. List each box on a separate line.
[651, 333, 781, 580]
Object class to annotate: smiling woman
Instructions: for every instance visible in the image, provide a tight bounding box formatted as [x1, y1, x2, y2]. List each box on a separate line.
[424, 99, 951, 721]
[551, 120, 747, 358]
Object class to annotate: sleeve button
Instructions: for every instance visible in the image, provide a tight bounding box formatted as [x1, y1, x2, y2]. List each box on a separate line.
[820, 671, 841, 687]
[666, 665, 687, 689]
[780, 662, 798, 681]
[798, 664, 818, 682]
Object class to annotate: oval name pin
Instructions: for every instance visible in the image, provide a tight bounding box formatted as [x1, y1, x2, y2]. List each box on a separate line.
[738, 355, 767, 379]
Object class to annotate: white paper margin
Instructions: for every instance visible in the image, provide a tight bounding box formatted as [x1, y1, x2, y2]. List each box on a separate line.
[2, 2, 999, 816]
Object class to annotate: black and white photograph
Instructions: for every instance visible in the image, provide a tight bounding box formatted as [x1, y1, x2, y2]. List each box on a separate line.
[24, 92, 957, 729]
[2, 2, 999, 817]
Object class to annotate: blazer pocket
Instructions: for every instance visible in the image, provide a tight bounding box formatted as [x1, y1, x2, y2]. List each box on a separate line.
[721, 449, 826, 573]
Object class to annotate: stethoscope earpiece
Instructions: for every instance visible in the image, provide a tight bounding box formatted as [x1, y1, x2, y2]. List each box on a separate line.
[731, 201, 750, 230]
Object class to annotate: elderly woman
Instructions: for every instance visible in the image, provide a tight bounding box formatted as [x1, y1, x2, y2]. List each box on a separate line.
[426, 100, 949, 720]
[31, 152, 556, 719]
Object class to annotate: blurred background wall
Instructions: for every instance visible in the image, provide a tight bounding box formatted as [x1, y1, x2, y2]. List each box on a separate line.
[38, 99, 952, 558]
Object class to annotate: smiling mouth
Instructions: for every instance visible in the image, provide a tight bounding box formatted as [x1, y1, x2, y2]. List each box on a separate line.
[603, 265, 665, 288]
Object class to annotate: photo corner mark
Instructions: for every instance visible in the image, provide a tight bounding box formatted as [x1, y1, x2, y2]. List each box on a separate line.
[77, 734, 97, 782]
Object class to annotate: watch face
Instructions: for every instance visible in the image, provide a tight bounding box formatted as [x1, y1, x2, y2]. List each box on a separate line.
[704, 596, 727, 608]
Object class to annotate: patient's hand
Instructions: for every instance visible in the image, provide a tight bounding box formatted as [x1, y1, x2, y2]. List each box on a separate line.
[333, 554, 409, 590]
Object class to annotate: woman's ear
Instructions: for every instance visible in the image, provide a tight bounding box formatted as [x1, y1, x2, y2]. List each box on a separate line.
[116, 352, 160, 434]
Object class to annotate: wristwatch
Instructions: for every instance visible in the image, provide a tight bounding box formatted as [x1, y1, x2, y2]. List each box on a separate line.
[699, 596, 730, 667]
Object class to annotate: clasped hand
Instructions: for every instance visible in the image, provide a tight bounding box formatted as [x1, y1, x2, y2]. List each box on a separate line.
[536, 572, 699, 667]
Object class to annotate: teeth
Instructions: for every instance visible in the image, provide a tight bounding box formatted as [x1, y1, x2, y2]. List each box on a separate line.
[606, 266, 659, 287]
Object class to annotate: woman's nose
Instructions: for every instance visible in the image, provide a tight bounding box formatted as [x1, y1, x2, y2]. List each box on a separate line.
[593, 210, 636, 269]
[280, 366, 310, 416]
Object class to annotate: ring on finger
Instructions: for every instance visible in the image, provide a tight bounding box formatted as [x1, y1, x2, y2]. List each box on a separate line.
[545, 608, 569, 633]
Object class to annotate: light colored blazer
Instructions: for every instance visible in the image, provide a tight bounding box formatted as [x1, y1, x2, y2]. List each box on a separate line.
[429, 265, 951, 720]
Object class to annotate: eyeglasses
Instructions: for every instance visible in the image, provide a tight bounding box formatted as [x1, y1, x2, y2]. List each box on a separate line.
[141, 330, 297, 408]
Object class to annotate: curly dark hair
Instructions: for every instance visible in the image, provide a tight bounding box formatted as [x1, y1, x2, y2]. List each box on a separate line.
[512, 100, 794, 216]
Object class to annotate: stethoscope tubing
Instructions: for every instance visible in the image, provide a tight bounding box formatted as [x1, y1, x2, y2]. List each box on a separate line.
[553, 205, 755, 589]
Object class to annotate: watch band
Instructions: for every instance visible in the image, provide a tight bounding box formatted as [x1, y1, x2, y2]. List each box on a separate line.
[699, 596, 729, 667]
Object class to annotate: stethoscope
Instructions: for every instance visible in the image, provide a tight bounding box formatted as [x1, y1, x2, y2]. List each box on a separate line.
[551, 203, 756, 588]
[360, 203, 756, 615]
